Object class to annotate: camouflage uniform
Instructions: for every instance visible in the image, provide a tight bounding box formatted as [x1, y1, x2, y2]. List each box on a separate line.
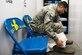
[31, 4, 64, 41]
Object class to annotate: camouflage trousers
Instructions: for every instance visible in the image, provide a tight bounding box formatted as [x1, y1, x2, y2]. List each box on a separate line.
[30, 22, 64, 34]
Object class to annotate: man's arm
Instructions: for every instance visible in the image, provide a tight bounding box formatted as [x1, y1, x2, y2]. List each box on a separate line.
[44, 12, 58, 41]
[44, 12, 64, 46]
[52, 16, 64, 34]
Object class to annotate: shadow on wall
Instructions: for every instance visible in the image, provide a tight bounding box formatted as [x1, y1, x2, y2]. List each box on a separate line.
[22, 28, 28, 38]
[0, 24, 13, 55]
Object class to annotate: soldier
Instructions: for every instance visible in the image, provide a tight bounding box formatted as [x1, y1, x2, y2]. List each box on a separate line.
[31, 1, 75, 54]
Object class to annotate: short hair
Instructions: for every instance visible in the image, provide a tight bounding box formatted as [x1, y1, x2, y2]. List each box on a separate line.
[58, 1, 68, 9]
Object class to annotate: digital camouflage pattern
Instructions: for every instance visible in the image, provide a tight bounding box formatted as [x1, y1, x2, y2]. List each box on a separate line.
[31, 4, 64, 40]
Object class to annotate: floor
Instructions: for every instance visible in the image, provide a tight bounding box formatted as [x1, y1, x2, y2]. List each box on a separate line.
[46, 35, 82, 55]
[46, 42, 82, 55]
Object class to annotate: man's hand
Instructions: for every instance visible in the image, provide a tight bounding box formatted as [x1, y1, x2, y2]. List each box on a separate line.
[56, 37, 63, 46]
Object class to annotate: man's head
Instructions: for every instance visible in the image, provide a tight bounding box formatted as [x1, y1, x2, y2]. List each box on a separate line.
[56, 1, 68, 15]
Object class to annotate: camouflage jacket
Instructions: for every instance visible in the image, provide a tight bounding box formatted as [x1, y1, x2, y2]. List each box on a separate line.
[31, 4, 64, 40]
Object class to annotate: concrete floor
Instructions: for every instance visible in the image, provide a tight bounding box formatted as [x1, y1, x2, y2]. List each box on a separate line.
[46, 35, 82, 55]
[46, 42, 82, 55]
